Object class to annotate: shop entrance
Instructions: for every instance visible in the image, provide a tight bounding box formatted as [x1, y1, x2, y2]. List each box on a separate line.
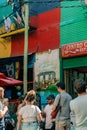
[63, 67, 87, 98]
[61, 56, 87, 98]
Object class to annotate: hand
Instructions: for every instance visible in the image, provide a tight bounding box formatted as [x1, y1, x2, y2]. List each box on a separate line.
[0, 110, 3, 118]
[4, 106, 8, 113]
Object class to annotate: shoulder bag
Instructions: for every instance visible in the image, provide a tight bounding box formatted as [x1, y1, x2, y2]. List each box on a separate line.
[51, 95, 61, 119]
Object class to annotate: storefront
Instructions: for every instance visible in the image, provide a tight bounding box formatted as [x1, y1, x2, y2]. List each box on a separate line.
[0, 53, 36, 99]
[61, 41, 87, 98]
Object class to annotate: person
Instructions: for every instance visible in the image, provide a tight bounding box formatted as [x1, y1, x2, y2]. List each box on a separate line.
[17, 90, 42, 130]
[16, 94, 27, 115]
[52, 81, 72, 130]
[36, 88, 41, 110]
[70, 79, 87, 130]
[0, 87, 8, 130]
[3, 98, 15, 130]
[42, 94, 55, 130]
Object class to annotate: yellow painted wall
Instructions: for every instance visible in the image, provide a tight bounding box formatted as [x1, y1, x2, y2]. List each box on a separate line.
[0, 37, 11, 58]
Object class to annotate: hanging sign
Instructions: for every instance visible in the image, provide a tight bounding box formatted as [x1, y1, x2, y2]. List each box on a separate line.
[61, 41, 87, 58]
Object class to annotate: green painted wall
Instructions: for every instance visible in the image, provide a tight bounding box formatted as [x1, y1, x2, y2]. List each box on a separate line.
[60, 1, 87, 45]
[63, 56, 87, 69]
[60, 1, 87, 81]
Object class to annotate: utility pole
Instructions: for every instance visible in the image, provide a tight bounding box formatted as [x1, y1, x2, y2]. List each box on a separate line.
[23, 0, 29, 94]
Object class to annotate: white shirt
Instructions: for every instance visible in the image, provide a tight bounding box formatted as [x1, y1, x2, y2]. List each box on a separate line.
[70, 95, 87, 130]
[18, 104, 41, 122]
[44, 104, 54, 129]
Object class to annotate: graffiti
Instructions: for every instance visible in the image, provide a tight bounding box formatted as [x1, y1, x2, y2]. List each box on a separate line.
[15, 62, 20, 79]
[3, 16, 12, 33]
[0, 26, 7, 35]
[34, 71, 59, 90]
[37, 71, 56, 82]
[8, 0, 25, 29]
[34, 50, 60, 90]
[0, 0, 25, 35]
[6, 63, 14, 78]
[0, 22, 15, 35]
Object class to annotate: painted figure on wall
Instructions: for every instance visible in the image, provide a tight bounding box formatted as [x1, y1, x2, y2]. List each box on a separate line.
[8, 0, 25, 29]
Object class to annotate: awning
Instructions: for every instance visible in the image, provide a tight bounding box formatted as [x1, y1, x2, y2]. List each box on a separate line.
[0, 53, 36, 68]
[0, 73, 23, 87]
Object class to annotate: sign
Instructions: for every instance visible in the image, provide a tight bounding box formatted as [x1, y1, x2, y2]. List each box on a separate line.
[61, 41, 87, 58]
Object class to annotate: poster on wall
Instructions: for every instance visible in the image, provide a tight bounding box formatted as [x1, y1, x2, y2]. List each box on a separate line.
[34, 49, 60, 90]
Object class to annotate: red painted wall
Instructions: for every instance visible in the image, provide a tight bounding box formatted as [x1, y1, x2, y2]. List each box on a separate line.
[11, 8, 60, 56]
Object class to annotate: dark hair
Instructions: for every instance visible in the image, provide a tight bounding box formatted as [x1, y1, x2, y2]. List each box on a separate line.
[56, 81, 65, 90]
[47, 94, 55, 100]
[74, 79, 86, 94]
[18, 94, 26, 103]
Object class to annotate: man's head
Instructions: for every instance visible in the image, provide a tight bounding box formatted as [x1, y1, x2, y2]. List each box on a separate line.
[74, 79, 86, 94]
[0, 87, 4, 99]
[47, 94, 55, 105]
[56, 81, 65, 92]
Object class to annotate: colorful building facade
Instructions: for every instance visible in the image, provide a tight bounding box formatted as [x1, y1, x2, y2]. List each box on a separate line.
[60, 1, 87, 97]
[0, 0, 60, 97]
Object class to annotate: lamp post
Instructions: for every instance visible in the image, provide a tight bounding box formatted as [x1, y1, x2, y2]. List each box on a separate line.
[23, 0, 29, 94]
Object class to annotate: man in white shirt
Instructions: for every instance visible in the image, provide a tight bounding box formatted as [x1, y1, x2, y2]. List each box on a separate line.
[70, 79, 87, 130]
[42, 94, 55, 130]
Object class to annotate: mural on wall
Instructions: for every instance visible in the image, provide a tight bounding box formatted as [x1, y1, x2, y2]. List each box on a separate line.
[0, 0, 25, 35]
[0, 0, 60, 36]
[34, 49, 60, 90]
[5, 62, 20, 79]
[6, 63, 14, 78]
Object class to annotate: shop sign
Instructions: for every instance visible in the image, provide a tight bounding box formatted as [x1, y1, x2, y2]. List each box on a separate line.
[61, 41, 87, 58]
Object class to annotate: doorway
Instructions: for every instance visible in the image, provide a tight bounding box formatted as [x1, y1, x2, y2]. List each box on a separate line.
[63, 67, 87, 98]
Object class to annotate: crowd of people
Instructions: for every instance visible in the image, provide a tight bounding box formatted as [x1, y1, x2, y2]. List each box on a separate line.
[0, 78, 87, 130]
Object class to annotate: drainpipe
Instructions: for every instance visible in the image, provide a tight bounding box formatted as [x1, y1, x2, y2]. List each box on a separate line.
[23, 0, 29, 94]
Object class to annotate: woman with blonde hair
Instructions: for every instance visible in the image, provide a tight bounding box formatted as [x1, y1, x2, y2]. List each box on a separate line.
[17, 90, 42, 130]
